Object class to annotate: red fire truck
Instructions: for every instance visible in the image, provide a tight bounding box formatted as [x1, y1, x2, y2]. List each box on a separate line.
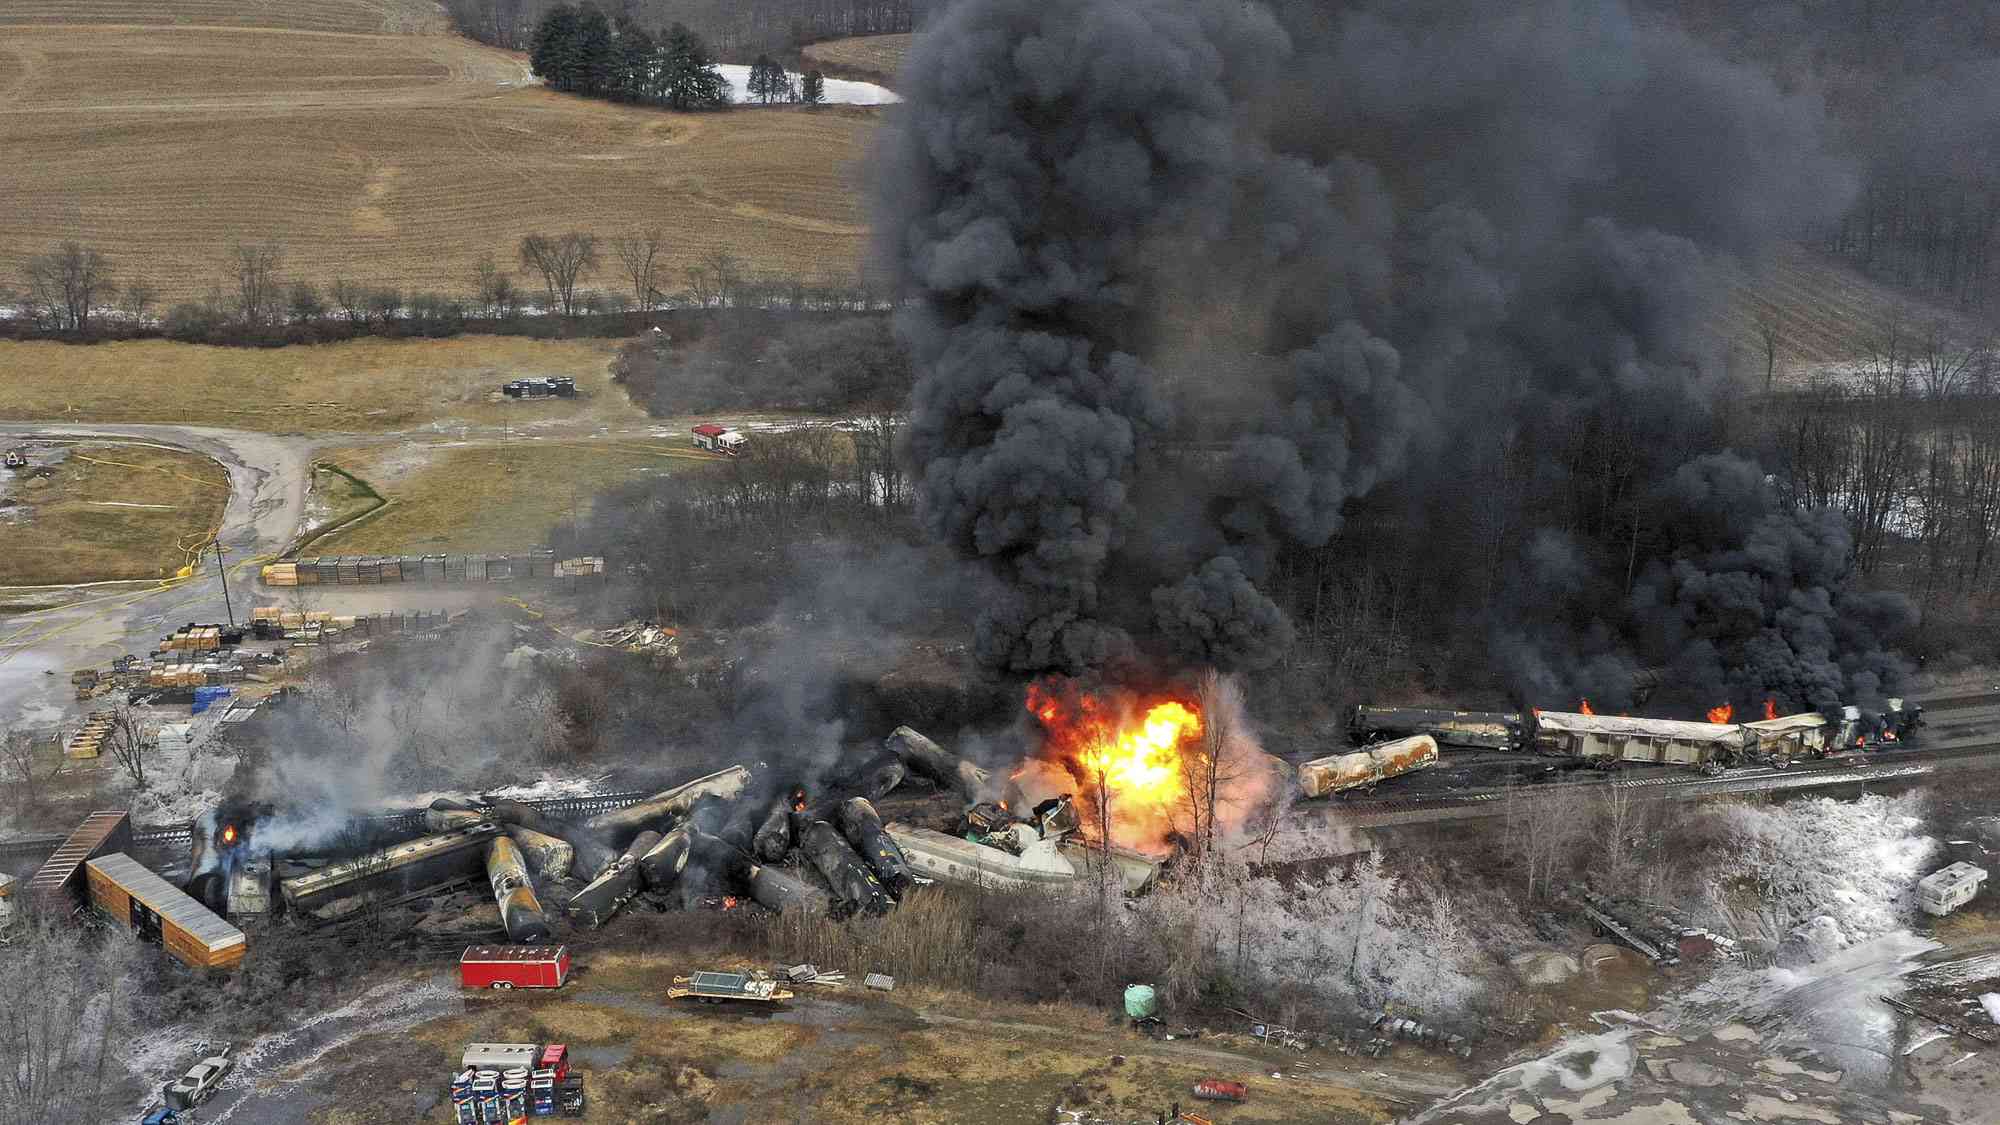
[460, 945, 571, 990]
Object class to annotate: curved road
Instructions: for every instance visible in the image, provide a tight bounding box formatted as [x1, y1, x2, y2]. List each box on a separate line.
[0, 424, 313, 727]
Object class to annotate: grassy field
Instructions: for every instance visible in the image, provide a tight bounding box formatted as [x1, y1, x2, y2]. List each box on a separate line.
[312, 438, 721, 553]
[802, 33, 913, 84]
[0, 336, 638, 431]
[0, 10, 879, 302]
[0, 441, 230, 585]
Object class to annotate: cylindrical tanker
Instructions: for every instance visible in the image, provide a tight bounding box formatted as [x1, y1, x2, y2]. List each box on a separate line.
[582, 767, 750, 849]
[505, 825, 575, 882]
[635, 824, 694, 892]
[485, 836, 552, 943]
[834, 798, 914, 897]
[426, 798, 487, 833]
[746, 862, 831, 915]
[566, 830, 659, 930]
[798, 820, 893, 918]
[492, 799, 616, 880]
[1298, 735, 1439, 798]
[752, 798, 796, 862]
[884, 725, 991, 797]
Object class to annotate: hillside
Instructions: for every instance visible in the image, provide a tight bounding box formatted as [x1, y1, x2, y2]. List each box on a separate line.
[802, 33, 913, 86]
[1718, 242, 1991, 387]
[0, 5, 879, 303]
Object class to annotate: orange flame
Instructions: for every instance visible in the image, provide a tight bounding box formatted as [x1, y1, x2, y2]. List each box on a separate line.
[221, 824, 238, 845]
[1707, 704, 1734, 724]
[1024, 678, 1202, 847]
[1764, 698, 1778, 721]
[720, 896, 739, 911]
[1578, 699, 1596, 716]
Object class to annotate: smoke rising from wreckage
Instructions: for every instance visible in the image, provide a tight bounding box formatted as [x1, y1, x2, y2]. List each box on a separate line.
[876, 0, 1912, 711]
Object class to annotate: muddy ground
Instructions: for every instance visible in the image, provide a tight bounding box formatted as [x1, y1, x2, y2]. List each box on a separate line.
[199, 948, 1467, 1125]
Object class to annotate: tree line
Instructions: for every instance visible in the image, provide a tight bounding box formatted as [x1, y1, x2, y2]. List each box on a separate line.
[529, 3, 827, 109]
[1, 235, 888, 347]
[448, 0, 922, 61]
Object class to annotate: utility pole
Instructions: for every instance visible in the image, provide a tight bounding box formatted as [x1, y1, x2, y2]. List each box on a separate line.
[212, 542, 235, 628]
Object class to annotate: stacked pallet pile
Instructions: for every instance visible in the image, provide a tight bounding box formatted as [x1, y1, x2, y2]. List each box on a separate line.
[262, 549, 579, 587]
[65, 712, 116, 760]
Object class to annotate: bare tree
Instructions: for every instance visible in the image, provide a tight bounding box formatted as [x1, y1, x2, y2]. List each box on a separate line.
[330, 278, 367, 324]
[701, 249, 745, 309]
[472, 253, 519, 319]
[119, 278, 157, 325]
[103, 705, 149, 789]
[1177, 671, 1250, 868]
[0, 729, 49, 817]
[614, 227, 667, 312]
[22, 241, 117, 335]
[1754, 308, 1784, 393]
[231, 242, 285, 328]
[518, 232, 600, 317]
[0, 918, 132, 1125]
[287, 280, 326, 327]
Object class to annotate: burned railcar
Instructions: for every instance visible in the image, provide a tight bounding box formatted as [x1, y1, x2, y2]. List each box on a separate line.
[1348, 706, 1523, 751]
[279, 822, 501, 917]
[1528, 711, 1750, 772]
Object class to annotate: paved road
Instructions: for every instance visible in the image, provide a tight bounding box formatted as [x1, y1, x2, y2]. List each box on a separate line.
[0, 423, 313, 728]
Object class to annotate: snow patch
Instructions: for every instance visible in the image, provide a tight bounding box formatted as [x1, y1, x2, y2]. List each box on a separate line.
[713, 64, 899, 106]
[1982, 993, 2000, 1025]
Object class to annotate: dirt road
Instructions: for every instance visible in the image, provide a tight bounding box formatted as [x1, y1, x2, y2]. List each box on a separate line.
[0, 413, 840, 728]
[0, 422, 312, 727]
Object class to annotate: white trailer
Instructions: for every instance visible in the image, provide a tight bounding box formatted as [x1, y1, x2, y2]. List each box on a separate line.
[1917, 862, 1988, 917]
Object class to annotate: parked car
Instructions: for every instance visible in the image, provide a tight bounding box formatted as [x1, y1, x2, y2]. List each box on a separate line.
[163, 1045, 233, 1111]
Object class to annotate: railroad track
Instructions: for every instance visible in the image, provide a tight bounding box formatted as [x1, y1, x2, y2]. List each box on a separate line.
[1305, 740, 2000, 829]
[0, 790, 651, 865]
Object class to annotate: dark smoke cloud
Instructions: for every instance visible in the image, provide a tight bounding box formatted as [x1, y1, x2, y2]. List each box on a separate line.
[880, 0, 1899, 697]
[1629, 454, 1917, 711]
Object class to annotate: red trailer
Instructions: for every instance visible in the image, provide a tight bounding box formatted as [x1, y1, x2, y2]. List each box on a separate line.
[1191, 1078, 1248, 1103]
[460, 945, 571, 990]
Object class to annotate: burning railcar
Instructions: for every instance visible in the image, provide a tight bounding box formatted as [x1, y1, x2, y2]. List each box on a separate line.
[1529, 711, 1751, 771]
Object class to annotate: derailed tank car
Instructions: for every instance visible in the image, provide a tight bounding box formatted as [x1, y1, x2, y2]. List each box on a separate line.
[1299, 735, 1440, 798]
[1529, 711, 1748, 772]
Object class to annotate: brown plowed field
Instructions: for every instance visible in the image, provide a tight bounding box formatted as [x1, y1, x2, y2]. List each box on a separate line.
[0, 11, 879, 302]
[1717, 242, 1987, 385]
[0, 0, 446, 34]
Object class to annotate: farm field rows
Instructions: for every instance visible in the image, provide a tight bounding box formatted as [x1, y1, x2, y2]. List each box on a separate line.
[0, 14, 879, 303]
[0, 336, 636, 432]
[0, 0, 447, 34]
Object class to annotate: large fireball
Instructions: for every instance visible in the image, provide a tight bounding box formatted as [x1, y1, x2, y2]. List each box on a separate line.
[1025, 677, 1203, 847]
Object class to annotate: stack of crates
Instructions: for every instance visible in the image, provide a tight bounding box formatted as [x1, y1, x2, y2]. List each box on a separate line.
[294, 556, 322, 586]
[261, 561, 299, 587]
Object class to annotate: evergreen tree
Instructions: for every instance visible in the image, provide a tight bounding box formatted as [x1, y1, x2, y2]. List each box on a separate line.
[528, 3, 580, 92]
[660, 23, 729, 111]
[800, 69, 825, 107]
[573, 4, 614, 97]
[613, 16, 655, 102]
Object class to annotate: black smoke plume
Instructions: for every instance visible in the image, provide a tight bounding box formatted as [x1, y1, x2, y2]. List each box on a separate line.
[879, 0, 1912, 703]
